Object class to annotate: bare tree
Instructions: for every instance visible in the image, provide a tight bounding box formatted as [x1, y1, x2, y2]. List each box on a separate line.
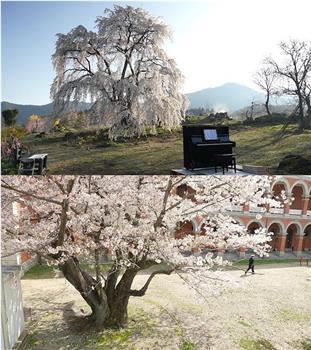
[265, 40, 311, 129]
[254, 66, 277, 116]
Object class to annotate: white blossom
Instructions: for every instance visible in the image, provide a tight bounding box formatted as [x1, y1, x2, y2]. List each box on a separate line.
[1, 176, 284, 273]
[50, 5, 185, 139]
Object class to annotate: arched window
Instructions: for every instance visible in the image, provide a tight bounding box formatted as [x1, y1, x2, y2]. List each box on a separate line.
[272, 183, 287, 199]
[307, 190, 311, 214]
[290, 185, 304, 212]
[270, 183, 287, 214]
[268, 223, 282, 236]
[247, 222, 262, 234]
[267, 223, 282, 250]
[304, 224, 311, 237]
[175, 220, 194, 239]
[286, 223, 299, 250]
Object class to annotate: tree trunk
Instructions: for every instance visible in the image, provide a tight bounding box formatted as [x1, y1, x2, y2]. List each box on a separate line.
[59, 259, 170, 329]
[106, 295, 130, 328]
[297, 93, 305, 130]
[59, 257, 109, 327]
[265, 92, 271, 116]
[305, 96, 311, 129]
[105, 267, 138, 328]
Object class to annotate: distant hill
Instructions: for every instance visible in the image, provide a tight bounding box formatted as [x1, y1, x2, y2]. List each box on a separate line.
[185, 83, 264, 111]
[1, 101, 91, 125]
[232, 103, 295, 119]
[2, 82, 284, 125]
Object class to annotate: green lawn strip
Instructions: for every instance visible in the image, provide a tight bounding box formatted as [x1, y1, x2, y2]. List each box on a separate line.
[22, 264, 57, 279]
[22, 257, 303, 279]
[22, 263, 113, 279]
[22, 262, 170, 279]
[233, 258, 301, 266]
[18, 123, 311, 175]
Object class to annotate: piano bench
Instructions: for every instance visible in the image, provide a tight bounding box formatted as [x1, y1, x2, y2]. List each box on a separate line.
[214, 154, 236, 175]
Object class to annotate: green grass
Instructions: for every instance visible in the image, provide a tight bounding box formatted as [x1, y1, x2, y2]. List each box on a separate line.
[22, 264, 58, 279]
[15, 122, 311, 175]
[278, 308, 311, 321]
[239, 337, 276, 350]
[180, 339, 197, 350]
[23, 257, 302, 279]
[233, 258, 300, 266]
[22, 262, 169, 279]
[231, 124, 311, 168]
[25, 332, 39, 349]
[85, 308, 157, 350]
[301, 339, 311, 350]
[22, 263, 113, 279]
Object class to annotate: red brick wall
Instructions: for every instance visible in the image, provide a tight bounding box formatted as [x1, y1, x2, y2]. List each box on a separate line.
[20, 251, 31, 263]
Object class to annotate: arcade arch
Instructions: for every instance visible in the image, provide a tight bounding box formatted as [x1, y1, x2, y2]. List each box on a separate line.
[247, 221, 262, 234]
[285, 223, 302, 250]
[303, 224, 311, 251]
[290, 184, 305, 211]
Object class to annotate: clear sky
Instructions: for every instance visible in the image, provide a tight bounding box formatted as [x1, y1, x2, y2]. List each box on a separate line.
[2, 0, 311, 105]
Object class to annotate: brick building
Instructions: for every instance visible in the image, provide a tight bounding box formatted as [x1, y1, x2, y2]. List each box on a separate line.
[175, 176, 311, 257]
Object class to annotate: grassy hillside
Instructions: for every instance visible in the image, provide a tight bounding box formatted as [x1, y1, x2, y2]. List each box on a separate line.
[231, 124, 311, 167]
[18, 123, 311, 175]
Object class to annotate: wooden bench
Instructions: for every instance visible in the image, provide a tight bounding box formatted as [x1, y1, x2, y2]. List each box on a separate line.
[18, 154, 48, 175]
[214, 153, 236, 174]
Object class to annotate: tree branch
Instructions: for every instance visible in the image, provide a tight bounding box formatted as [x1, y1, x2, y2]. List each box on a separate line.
[129, 268, 174, 296]
[1, 182, 63, 206]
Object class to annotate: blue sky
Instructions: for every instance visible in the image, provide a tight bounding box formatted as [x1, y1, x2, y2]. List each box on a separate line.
[2, 0, 311, 105]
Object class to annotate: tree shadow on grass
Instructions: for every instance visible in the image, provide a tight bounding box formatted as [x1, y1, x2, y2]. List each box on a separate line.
[61, 301, 94, 334]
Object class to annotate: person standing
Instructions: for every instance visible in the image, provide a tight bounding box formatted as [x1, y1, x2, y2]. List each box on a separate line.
[245, 254, 255, 274]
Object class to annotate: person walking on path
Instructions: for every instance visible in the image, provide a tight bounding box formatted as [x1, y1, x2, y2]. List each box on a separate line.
[245, 255, 255, 274]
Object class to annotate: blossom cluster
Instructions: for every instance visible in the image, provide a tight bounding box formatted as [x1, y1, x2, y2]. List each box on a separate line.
[1, 175, 284, 269]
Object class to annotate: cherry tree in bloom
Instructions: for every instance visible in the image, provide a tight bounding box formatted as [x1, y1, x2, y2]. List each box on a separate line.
[1, 175, 285, 328]
[51, 5, 185, 139]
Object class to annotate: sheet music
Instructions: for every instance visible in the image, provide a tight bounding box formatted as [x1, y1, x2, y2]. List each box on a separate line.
[203, 129, 218, 140]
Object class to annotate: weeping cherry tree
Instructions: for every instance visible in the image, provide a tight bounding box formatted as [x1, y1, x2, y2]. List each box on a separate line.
[51, 5, 185, 139]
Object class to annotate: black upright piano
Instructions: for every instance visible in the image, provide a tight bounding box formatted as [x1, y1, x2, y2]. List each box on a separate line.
[183, 124, 236, 170]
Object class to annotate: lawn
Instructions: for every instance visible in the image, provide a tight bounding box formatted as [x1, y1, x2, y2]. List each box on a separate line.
[21, 266, 311, 349]
[19, 123, 311, 175]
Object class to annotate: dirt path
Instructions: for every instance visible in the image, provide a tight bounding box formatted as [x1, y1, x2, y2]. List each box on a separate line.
[21, 266, 311, 350]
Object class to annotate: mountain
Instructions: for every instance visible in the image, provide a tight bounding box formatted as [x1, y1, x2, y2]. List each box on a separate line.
[185, 83, 264, 111]
[2, 83, 265, 124]
[1, 101, 91, 125]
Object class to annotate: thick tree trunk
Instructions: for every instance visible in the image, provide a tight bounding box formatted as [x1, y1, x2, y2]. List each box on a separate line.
[59, 257, 110, 327]
[59, 258, 172, 329]
[105, 267, 138, 328]
[106, 295, 130, 328]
